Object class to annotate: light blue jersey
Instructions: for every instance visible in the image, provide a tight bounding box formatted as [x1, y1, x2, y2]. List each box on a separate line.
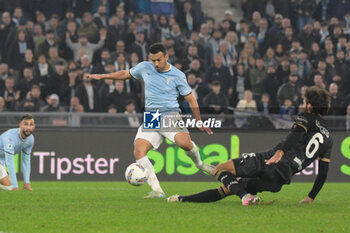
[0, 128, 34, 188]
[130, 61, 192, 112]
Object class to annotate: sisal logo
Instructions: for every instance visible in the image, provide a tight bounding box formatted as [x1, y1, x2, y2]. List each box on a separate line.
[33, 152, 120, 180]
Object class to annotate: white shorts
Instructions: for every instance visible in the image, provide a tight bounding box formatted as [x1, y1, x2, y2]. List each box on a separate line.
[134, 112, 189, 149]
[0, 163, 8, 180]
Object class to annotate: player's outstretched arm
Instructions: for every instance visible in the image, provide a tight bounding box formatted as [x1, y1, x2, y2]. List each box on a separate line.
[184, 93, 213, 135]
[89, 70, 132, 80]
[300, 160, 329, 204]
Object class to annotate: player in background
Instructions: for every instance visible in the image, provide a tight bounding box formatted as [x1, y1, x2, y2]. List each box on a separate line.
[0, 113, 35, 191]
[89, 43, 213, 198]
[168, 86, 333, 205]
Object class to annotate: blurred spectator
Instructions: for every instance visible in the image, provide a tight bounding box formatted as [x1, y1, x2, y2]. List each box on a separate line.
[276, 74, 300, 106]
[218, 41, 236, 75]
[223, 10, 236, 31]
[47, 61, 68, 96]
[69, 96, 84, 113]
[18, 66, 35, 100]
[20, 49, 35, 74]
[60, 68, 81, 106]
[93, 4, 108, 28]
[309, 42, 321, 68]
[279, 99, 296, 116]
[12, 7, 24, 26]
[105, 15, 124, 51]
[176, 0, 200, 36]
[66, 29, 106, 62]
[129, 30, 149, 61]
[313, 73, 327, 89]
[114, 52, 129, 71]
[19, 84, 45, 111]
[78, 12, 99, 43]
[33, 54, 54, 98]
[37, 29, 57, 58]
[203, 81, 229, 114]
[75, 73, 100, 112]
[312, 60, 332, 86]
[107, 80, 137, 113]
[328, 83, 345, 115]
[249, 57, 266, 99]
[257, 93, 277, 114]
[40, 93, 66, 112]
[295, 0, 316, 31]
[230, 63, 251, 105]
[186, 72, 209, 108]
[111, 40, 130, 62]
[236, 90, 257, 112]
[8, 29, 34, 70]
[0, 12, 16, 57]
[124, 99, 140, 128]
[261, 64, 280, 105]
[0, 77, 20, 110]
[98, 61, 116, 112]
[249, 11, 261, 32]
[276, 58, 290, 84]
[92, 49, 111, 74]
[335, 50, 348, 78]
[185, 59, 205, 83]
[206, 54, 231, 94]
[58, 8, 76, 33]
[297, 49, 313, 85]
[48, 47, 67, 69]
[298, 24, 315, 53]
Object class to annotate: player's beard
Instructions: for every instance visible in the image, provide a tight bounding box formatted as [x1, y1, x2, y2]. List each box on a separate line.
[22, 129, 32, 137]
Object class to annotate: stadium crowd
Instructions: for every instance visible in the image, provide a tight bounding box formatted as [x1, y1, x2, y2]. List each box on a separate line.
[0, 0, 349, 120]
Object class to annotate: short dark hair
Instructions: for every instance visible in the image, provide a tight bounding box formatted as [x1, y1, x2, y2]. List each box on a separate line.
[149, 43, 167, 55]
[305, 86, 330, 116]
[21, 113, 34, 121]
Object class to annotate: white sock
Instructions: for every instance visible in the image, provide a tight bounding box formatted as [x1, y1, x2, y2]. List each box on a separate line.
[185, 141, 203, 166]
[0, 184, 12, 191]
[137, 156, 164, 193]
[185, 141, 214, 174]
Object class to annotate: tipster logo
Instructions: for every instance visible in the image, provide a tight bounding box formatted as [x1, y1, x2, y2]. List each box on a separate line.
[143, 110, 162, 129]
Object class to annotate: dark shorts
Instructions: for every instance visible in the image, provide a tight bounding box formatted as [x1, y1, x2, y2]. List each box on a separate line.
[232, 152, 288, 194]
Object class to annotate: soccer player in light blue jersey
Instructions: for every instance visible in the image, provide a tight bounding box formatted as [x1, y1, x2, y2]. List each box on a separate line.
[0, 114, 35, 191]
[90, 43, 214, 198]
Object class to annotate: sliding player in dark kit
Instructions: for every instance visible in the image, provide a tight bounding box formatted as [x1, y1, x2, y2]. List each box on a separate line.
[168, 86, 333, 205]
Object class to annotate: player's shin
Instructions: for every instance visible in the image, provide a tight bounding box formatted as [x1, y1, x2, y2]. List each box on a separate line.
[185, 141, 214, 174]
[136, 156, 164, 194]
[180, 187, 229, 202]
[216, 170, 247, 199]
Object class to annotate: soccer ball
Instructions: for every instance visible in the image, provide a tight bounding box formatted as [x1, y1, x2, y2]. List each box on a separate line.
[125, 163, 148, 186]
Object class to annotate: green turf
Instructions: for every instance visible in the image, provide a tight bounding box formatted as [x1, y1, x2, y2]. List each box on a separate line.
[0, 182, 349, 233]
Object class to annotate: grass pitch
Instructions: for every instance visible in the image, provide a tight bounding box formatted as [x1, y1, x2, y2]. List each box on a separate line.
[0, 182, 349, 233]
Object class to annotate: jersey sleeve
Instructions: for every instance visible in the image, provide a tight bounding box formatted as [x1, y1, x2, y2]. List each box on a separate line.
[318, 137, 332, 163]
[293, 112, 311, 132]
[129, 62, 146, 80]
[2, 136, 15, 155]
[176, 72, 192, 96]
